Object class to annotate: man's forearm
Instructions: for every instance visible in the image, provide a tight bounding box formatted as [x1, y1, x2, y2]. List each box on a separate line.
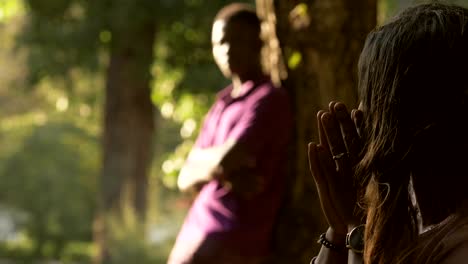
[177, 161, 215, 191]
[177, 140, 235, 191]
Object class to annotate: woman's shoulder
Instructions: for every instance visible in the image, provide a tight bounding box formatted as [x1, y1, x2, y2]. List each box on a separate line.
[439, 240, 468, 264]
[415, 213, 468, 263]
[436, 214, 468, 263]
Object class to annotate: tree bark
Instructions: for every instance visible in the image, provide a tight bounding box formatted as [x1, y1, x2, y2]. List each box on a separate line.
[94, 6, 156, 264]
[256, 1, 376, 263]
[101, 25, 155, 219]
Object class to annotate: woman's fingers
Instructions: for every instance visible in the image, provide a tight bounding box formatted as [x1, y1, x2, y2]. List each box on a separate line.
[329, 101, 338, 114]
[318, 139, 357, 224]
[310, 143, 347, 232]
[334, 103, 361, 165]
[321, 112, 350, 172]
[308, 143, 326, 185]
[317, 110, 328, 148]
[309, 102, 363, 230]
[316, 144, 338, 179]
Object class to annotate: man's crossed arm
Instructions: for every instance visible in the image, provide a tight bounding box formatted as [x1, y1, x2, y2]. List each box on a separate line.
[177, 139, 262, 198]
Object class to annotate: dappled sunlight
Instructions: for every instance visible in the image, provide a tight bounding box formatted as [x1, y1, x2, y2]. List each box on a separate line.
[55, 96, 69, 112]
[289, 3, 310, 30]
[0, 0, 24, 23]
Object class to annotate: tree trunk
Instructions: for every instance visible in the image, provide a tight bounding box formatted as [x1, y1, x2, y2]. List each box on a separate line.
[94, 5, 156, 263]
[101, 27, 155, 220]
[256, 1, 376, 263]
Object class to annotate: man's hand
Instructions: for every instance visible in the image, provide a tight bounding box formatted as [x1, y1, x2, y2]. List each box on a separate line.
[215, 165, 265, 200]
[177, 140, 236, 192]
[177, 138, 264, 200]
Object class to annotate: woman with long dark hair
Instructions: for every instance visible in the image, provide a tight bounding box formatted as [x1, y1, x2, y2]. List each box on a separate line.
[310, 3, 468, 263]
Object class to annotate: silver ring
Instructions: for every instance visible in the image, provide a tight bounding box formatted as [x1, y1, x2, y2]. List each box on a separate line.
[332, 152, 348, 160]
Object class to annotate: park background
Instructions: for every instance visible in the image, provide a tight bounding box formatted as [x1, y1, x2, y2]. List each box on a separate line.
[0, 0, 466, 263]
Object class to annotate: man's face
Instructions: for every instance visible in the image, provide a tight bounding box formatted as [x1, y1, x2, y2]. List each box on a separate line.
[212, 20, 232, 77]
[212, 19, 256, 78]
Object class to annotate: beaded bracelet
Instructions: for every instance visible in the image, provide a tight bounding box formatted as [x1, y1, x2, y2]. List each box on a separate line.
[317, 232, 345, 251]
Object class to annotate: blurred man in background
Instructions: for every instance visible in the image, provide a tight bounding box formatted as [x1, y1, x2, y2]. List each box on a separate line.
[168, 3, 292, 263]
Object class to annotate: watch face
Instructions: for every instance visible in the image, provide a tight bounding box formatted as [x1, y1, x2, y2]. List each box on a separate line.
[348, 225, 365, 253]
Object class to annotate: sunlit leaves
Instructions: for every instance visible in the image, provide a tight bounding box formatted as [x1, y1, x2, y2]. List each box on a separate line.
[0, 120, 99, 251]
[25, 0, 71, 19]
[151, 61, 210, 188]
[19, 0, 105, 86]
[180, 118, 196, 139]
[160, 102, 175, 119]
[160, 140, 194, 189]
[55, 96, 69, 112]
[99, 30, 111, 43]
[289, 3, 310, 30]
[0, 0, 24, 23]
[150, 65, 183, 104]
[288, 51, 302, 69]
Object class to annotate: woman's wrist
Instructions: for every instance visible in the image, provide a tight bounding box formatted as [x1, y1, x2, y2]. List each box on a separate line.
[326, 227, 347, 246]
[347, 221, 363, 232]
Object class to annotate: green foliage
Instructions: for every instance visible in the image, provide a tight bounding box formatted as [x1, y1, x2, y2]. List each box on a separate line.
[0, 117, 99, 258]
[60, 242, 94, 263]
[288, 51, 302, 69]
[0, 5, 102, 261]
[378, 0, 468, 24]
[0, 0, 24, 23]
[20, 0, 101, 85]
[18, 0, 161, 85]
[105, 206, 165, 264]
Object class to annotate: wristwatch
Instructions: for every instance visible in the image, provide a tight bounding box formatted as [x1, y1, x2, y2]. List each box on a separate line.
[346, 225, 365, 254]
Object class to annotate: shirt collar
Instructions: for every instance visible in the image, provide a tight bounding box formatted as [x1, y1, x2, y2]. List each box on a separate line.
[217, 75, 270, 103]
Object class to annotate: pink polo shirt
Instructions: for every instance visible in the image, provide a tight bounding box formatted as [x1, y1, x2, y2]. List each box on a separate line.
[169, 78, 292, 263]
